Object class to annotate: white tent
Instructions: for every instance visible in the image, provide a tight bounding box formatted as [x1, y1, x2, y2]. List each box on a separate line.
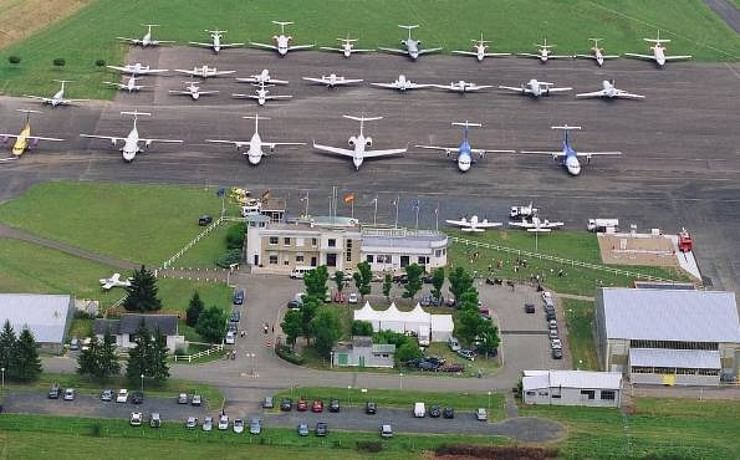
[431, 314, 454, 342]
[353, 302, 453, 341]
[354, 301, 380, 329]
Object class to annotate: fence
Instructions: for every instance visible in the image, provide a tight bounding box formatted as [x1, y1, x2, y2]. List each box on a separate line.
[173, 343, 224, 363]
[161, 216, 226, 269]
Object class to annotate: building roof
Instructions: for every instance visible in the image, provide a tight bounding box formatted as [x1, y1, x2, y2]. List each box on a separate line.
[601, 288, 740, 343]
[522, 370, 623, 391]
[629, 348, 721, 369]
[372, 344, 396, 353]
[0, 293, 71, 344]
[93, 319, 121, 336]
[353, 336, 373, 348]
[95, 314, 179, 336]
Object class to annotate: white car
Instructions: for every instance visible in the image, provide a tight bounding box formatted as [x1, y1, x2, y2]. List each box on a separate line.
[202, 416, 213, 432]
[218, 414, 229, 430]
[233, 418, 245, 434]
[549, 329, 559, 339]
[130, 412, 143, 426]
[225, 331, 235, 345]
[542, 291, 553, 304]
[348, 293, 359, 304]
[551, 338, 563, 349]
[475, 408, 488, 421]
[116, 389, 129, 403]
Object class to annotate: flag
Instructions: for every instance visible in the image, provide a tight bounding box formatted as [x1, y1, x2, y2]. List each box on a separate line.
[343, 193, 355, 204]
[371, 197, 378, 205]
[412, 199, 421, 210]
[261, 189, 271, 201]
[216, 187, 225, 197]
[434, 206, 439, 216]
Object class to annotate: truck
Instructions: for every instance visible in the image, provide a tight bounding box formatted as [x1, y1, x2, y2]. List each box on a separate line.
[417, 325, 430, 347]
[586, 218, 619, 233]
[510, 202, 538, 219]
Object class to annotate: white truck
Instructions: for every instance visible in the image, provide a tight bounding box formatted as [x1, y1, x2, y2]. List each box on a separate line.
[586, 218, 619, 233]
[414, 402, 426, 418]
[417, 325, 430, 347]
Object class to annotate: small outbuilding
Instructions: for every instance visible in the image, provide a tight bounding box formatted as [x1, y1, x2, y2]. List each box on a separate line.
[332, 336, 395, 368]
[522, 370, 623, 408]
[94, 314, 184, 353]
[0, 293, 74, 354]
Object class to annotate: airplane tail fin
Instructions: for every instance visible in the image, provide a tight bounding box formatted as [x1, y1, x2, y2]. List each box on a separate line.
[121, 110, 152, 119]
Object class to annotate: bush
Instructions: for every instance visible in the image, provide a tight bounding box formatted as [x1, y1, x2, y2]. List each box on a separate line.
[8, 56, 21, 65]
[95, 59, 106, 67]
[53, 58, 66, 67]
[276, 345, 304, 365]
[356, 441, 384, 453]
[351, 320, 373, 336]
[225, 223, 246, 250]
[215, 249, 241, 268]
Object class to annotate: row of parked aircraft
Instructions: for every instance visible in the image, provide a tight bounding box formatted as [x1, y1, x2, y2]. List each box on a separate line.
[0, 110, 619, 176]
[118, 23, 692, 68]
[446, 214, 565, 233]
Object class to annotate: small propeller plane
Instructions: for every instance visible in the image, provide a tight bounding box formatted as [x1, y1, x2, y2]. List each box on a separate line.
[370, 74, 434, 92]
[117, 24, 175, 47]
[416, 121, 515, 172]
[313, 115, 407, 170]
[508, 215, 564, 232]
[106, 63, 168, 76]
[625, 30, 692, 68]
[23, 80, 87, 107]
[205, 114, 305, 165]
[446, 215, 502, 232]
[498, 79, 572, 97]
[302, 74, 364, 88]
[250, 21, 315, 56]
[235, 69, 289, 85]
[0, 109, 64, 161]
[79, 111, 183, 162]
[520, 125, 622, 176]
[434, 80, 492, 93]
[378, 25, 443, 60]
[104, 76, 151, 93]
[232, 82, 293, 106]
[174, 65, 236, 78]
[320, 34, 374, 57]
[576, 80, 644, 100]
[189, 29, 244, 53]
[517, 38, 570, 63]
[575, 38, 619, 66]
[99, 273, 132, 290]
[168, 81, 219, 100]
[452, 33, 511, 62]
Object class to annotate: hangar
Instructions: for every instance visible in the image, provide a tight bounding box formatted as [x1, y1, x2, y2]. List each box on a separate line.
[0, 293, 74, 354]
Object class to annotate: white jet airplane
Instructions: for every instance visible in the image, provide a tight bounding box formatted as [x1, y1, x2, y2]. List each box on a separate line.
[508, 215, 564, 232]
[625, 31, 692, 68]
[174, 65, 236, 78]
[205, 114, 305, 165]
[498, 79, 572, 97]
[302, 74, 364, 88]
[435, 80, 493, 93]
[106, 63, 168, 76]
[576, 80, 644, 100]
[23, 80, 87, 108]
[250, 21, 315, 56]
[117, 24, 175, 47]
[168, 81, 219, 100]
[415, 121, 515, 172]
[575, 38, 619, 66]
[517, 38, 570, 63]
[104, 76, 151, 93]
[370, 74, 434, 92]
[520, 125, 622, 176]
[446, 215, 502, 232]
[235, 69, 289, 85]
[189, 29, 244, 54]
[99, 273, 132, 290]
[312, 115, 407, 170]
[452, 32, 511, 62]
[79, 111, 183, 162]
[320, 35, 374, 57]
[232, 82, 293, 106]
[378, 25, 443, 60]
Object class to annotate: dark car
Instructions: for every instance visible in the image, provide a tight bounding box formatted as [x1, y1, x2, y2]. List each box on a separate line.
[429, 405, 442, 418]
[198, 215, 213, 226]
[422, 274, 433, 284]
[440, 363, 465, 373]
[546, 311, 556, 321]
[233, 289, 245, 305]
[365, 401, 377, 414]
[48, 384, 61, 399]
[287, 300, 301, 310]
[430, 295, 444, 306]
[443, 407, 455, 419]
[100, 389, 114, 402]
[297, 398, 308, 412]
[315, 422, 328, 437]
[131, 392, 144, 405]
[280, 398, 293, 411]
[524, 303, 536, 314]
[552, 348, 563, 360]
[418, 360, 438, 371]
[426, 356, 446, 367]
[329, 399, 340, 413]
[230, 310, 241, 322]
[419, 294, 432, 307]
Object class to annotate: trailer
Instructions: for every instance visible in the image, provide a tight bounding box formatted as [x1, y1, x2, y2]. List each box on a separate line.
[587, 218, 619, 233]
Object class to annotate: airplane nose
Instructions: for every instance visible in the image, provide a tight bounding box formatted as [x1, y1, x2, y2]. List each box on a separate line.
[459, 161, 471, 172]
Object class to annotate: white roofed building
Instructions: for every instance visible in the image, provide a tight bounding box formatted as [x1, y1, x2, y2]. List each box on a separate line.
[354, 301, 453, 342]
[0, 293, 74, 354]
[522, 370, 623, 407]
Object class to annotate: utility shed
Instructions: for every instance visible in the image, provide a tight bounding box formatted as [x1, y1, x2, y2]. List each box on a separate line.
[0, 293, 74, 354]
[522, 370, 623, 407]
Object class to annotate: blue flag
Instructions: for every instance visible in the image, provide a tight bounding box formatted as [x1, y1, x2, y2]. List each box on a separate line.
[216, 187, 225, 197]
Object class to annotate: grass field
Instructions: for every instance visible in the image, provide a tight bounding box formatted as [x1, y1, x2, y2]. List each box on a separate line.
[175, 224, 231, 268]
[520, 397, 740, 459]
[0, 0, 737, 98]
[562, 299, 600, 371]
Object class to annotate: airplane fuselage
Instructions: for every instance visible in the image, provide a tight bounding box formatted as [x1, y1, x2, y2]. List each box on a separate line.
[404, 39, 420, 60]
[539, 49, 551, 62]
[188, 88, 201, 100]
[121, 127, 142, 162]
[593, 48, 604, 66]
[528, 80, 545, 97]
[561, 142, 581, 176]
[652, 45, 667, 67]
[212, 34, 222, 53]
[475, 45, 486, 62]
[11, 123, 32, 156]
[274, 35, 291, 56]
[342, 43, 353, 58]
[257, 90, 268, 106]
[246, 132, 264, 165]
[457, 141, 473, 172]
[49, 89, 65, 107]
[348, 134, 371, 170]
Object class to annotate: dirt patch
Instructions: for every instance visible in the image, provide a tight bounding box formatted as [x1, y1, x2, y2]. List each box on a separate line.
[597, 233, 678, 267]
[0, 0, 91, 49]
[434, 445, 559, 459]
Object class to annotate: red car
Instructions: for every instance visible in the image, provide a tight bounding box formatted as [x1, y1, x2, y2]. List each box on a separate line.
[297, 398, 308, 412]
[311, 399, 324, 413]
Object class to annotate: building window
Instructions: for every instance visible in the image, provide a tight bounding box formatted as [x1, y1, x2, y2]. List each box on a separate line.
[631, 366, 653, 374]
[296, 254, 305, 263]
[366, 255, 374, 263]
[435, 249, 442, 257]
[381, 354, 389, 358]
[328, 238, 336, 248]
[600, 391, 616, 400]
[284, 237, 291, 245]
[525, 391, 536, 396]
[538, 391, 549, 396]
[698, 368, 719, 376]
[377, 254, 391, 264]
[269, 255, 278, 265]
[311, 238, 318, 247]
[580, 390, 595, 400]
[551, 394, 561, 399]
[269, 236, 278, 245]
[417, 256, 429, 265]
[346, 240, 352, 262]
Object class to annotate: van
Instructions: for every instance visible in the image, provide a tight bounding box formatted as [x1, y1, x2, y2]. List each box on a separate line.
[225, 331, 235, 345]
[290, 266, 316, 279]
[413, 402, 426, 418]
[448, 336, 461, 352]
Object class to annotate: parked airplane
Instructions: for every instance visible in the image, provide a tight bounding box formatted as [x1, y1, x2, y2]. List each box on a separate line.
[625, 31, 692, 67]
[250, 21, 315, 56]
[174, 65, 236, 78]
[23, 80, 87, 107]
[415, 121, 515, 172]
[498, 79, 572, 97]
[370, 74, 434, 92]
[435, 80, 492, 93]
[452, 32, 511, 62]
[312, 115, 407, 170]
[320, 35, 373, 57]
[520, 125, 622, 176]
[99, 273, 132, 290]
[106, 63, 168, 76]
[0, 109, 64, 160]
[510, 202, 538, 219]
[104, 76, 151, 93]
[232, 82, 293, 106]
[205, 114, 304, 165]
[446, 215, 502, 232]
[79, 111, 183, 162]
[235, 69, 289, 85]
[302, 74, 363, 88]
[575, 38, 619, 66]
[508, 215, 564, 232]
[517, 38, 570, 63]
[117, 24, 175, 47]
[189, 29, 244, 53]
[576, 80, 644, 100]
[378, 25, 442, 60]
[168, 81, 219, 100]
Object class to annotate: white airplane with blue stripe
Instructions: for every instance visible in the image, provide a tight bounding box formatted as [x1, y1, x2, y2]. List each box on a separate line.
[416, 121, 514, 172]
[521, 125, 621, 176]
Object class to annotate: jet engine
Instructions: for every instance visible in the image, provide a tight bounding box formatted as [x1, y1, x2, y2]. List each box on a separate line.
[365, 137, 373, 147]
[348, 136, 357, 147]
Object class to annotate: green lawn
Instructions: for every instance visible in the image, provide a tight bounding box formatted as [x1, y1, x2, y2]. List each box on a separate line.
[562, 300, 600, 371]
[156, 278, 231, 314]
[0, 0, 737, 97]
[175, 224, 231, 268]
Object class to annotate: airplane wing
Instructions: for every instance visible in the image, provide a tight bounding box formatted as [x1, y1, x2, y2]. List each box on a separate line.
[547, 87, 573, 93]
[508, 221, 533, 228]
[116, 37, 140, 44]
[575, 151, 622, 157]
[624, 53, 655, 61]
[451, 50, 477, 56]
[106, 65, 129, 72]
[22, 95, 49, 102]
[418, 47, 443, 55]
[602, 55, 620, 59]
[319, 47, 342, 52]
[152, 40, 176, 45]
[313, 142, 355, 157]
[477, 222, 503, 228]
[140, 138, 184, 144]
[174, 69, 198, 76]
[220, 42, 245, 48]
[80, 134, 125, 143]
[664, 55, 692, 61]
[142, 69, 168, 74]
[205, 139, 250, 148]
[168, 90, 192, 95]
[196, 90, 220, 95]
[213, 70, 236, 76]
[521, 150, 565, 157]
[548, 54, 572, 59]
[352, 48, 374, 53]
[288, 44, 315, 51]
[231, 93, 256, 99]
[416, 145, 460, 155]
[575, 54, 596, 60]
[498, 85, 526, 93]
[250, 42, 278, 51]
[485, 52, 511, 57]
[467, 85, 493, 91]
[517, 53, 540, 58]
[445, 219, 470, 227]
[377, 47, 409, 55]
[189, 41, 213, 47]
[370, 82, 399, 89]
[363, 147, 407, 158]
[527, 228, 552, 233]
[64, 98, 89, 104]
[576, 90, 607, 98]
[614, 90, 645, 99]
[100, 281, 115, 290]
[26, 135, 65, 142]
[471, 148, 516, 155]
[337, 78, 364, 84]
[542, 221, 564, 228]
[302, 77, 326, 84]
[264, 142, 305, 150]
[265, 95, 293, 100]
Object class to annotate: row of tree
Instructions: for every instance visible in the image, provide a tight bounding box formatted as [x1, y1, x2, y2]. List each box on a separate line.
[0, 321, 43, 382]
[7, 56, 108, 67]
[448, 267, 500, 356]
[185, 292, 228, 344]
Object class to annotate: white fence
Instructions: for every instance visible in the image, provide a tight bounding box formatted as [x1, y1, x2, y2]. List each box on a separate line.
[173, 343, 224, 363]
[161, 216, 226, 269]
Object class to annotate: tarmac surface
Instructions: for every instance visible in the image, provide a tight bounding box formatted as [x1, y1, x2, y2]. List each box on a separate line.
[0, 47, 738, 290]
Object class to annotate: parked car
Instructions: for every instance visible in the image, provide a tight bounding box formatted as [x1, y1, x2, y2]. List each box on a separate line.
[186, 416, 198, 429]
[233, 289, 245, 305]
[348, 293, 359, 304]
[116, 389, 128, 403]
[130, 412, 143, 426]
[552, 348, 563, 359]
[100, 389, 113, 402]
[230, 310, 241, 323]
[365, 401, 377, 414]
[315, 422, 328, 437]
[446, 296, 457, 308]
[551, 338, 563, 349]
[262, 396, 274, 409]
[430, 295, 444, 306]
[380, 424, 393, 438]
[177, 393, 188, 404]
[225, 331, 235, 345]
[413, 402, 426, 418]
[191, 394, 202, 406]
[457, 349, 476, 361]
[524, 303, 536, 314]
[69, 337, 80, 351]
[475, 408, 488, 421]
[546, 311, 556, 321]
[297, 423, 309, 437]
[297, 398, 308, 411]
[329, 399, 340, 413]
[440, 363, 465, 373]
[311, 399, 324, 413]
[150, 412, 161, 428]
[202, 416, 213, 432]
[63, 388, 76, 401]
[48, 384, 61, 399]
[549, 329, 559, 339]
[429, 405, 442, 418]
[249, 418, 261, 435]
[280, 398, 293, 411]
[233, 418, 245, 434]
[198, 215, 213, 226]
[548, 319, 558, 330]
[542, 291, 553, 304]
[443, 407, 455, 419]
[218, 414, 229, 430]
[418, 360, 439, 371]
[419, 294, 432, 307]
[287, 300, 301, 310]
[131, 392, 144, 405]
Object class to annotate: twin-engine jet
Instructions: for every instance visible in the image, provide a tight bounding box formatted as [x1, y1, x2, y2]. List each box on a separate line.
[320, 35, 374, 57]
[378, 25, 443, 60]
[625, 31, 692, 67]
[508, 215, 564, 232]
[232, 82, 293, 106]
[106, 63, 168, 76]
[370, 74, 434, 92]
[416, 121, 514, 172]
[250, 21, 315, 56]
[302, 74, 364, 88]
[435, 80, 492, 93]
[189, 29, 244, 53]
[104, 76, 151, 93]
[174, 65, 235, 78]
[576, 80, 644, 100]
[206, 114, 304, 165]
[452, 33, 511, 62]
[498, 79, 572, 97]
[117, 24, 175, 47]
[23, 80, 87, 107]
[446, 215, 502, 232]
[235, 69, 289, 86]
[168, 81, 220, 100]
[575, 38, 619, 66]
[517, 38, 570, 63]
[0, 109, 64, 160]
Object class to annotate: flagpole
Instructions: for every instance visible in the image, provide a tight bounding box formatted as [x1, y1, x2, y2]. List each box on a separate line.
[351, 199, 354, 219]
[373, 196, 378, 226]
[394, 195, 399, 229]
[434, 204, 439, 232]
[415, 203, 420, 230]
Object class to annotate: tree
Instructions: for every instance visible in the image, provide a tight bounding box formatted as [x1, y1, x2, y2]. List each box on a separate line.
[351, 320, 373, 336]
[333, 271, 345, 295]
[476, 326, 500, 358]
[459, 290, 480, 310]
[395, 341, 423, 364]
[126, 321, 149, 382]
[310, 308, 342, 358]
[186, 291, 205, 327]
[300, 296, 320, 341]
[215, 249, 241, 268]
[8, 56, 21, 65]
[195, 306, 227, 344]
[123, 266, 162, 312]
[281, 310, 303, 349]
[304, 265, 329, 300]
[77, 334, 100, 377]
[11, 328, 42, 382]
[0, 320, 17, 372]
[95, 59, 106, 67]
[402, 263, 424, 299]
[148, 326, 170, 384]
[353, 261, 372, 298]
[52, 58, 66, 67]
[382, 274, 392, 299]
[98, 329, 121, 380]
[225, 223, 246, 250]
[455, 307, 492, 347]
[431, 267, 445, 299]
[448, 267, 474, 301]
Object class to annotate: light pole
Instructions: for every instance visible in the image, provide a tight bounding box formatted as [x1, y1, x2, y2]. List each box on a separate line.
[399, 372, 404, 390]
[140, 373, 144, 394]
[487, 391, 492, 410]
[1, 367, 5, 389]
[330, 351, 334, 369]
[347, 385, 352, 408]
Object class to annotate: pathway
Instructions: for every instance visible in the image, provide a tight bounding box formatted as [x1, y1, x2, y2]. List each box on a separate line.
[704, 0, 740, 33]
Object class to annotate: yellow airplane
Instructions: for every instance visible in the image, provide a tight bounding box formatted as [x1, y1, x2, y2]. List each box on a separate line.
[0, 109, 64, 161]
